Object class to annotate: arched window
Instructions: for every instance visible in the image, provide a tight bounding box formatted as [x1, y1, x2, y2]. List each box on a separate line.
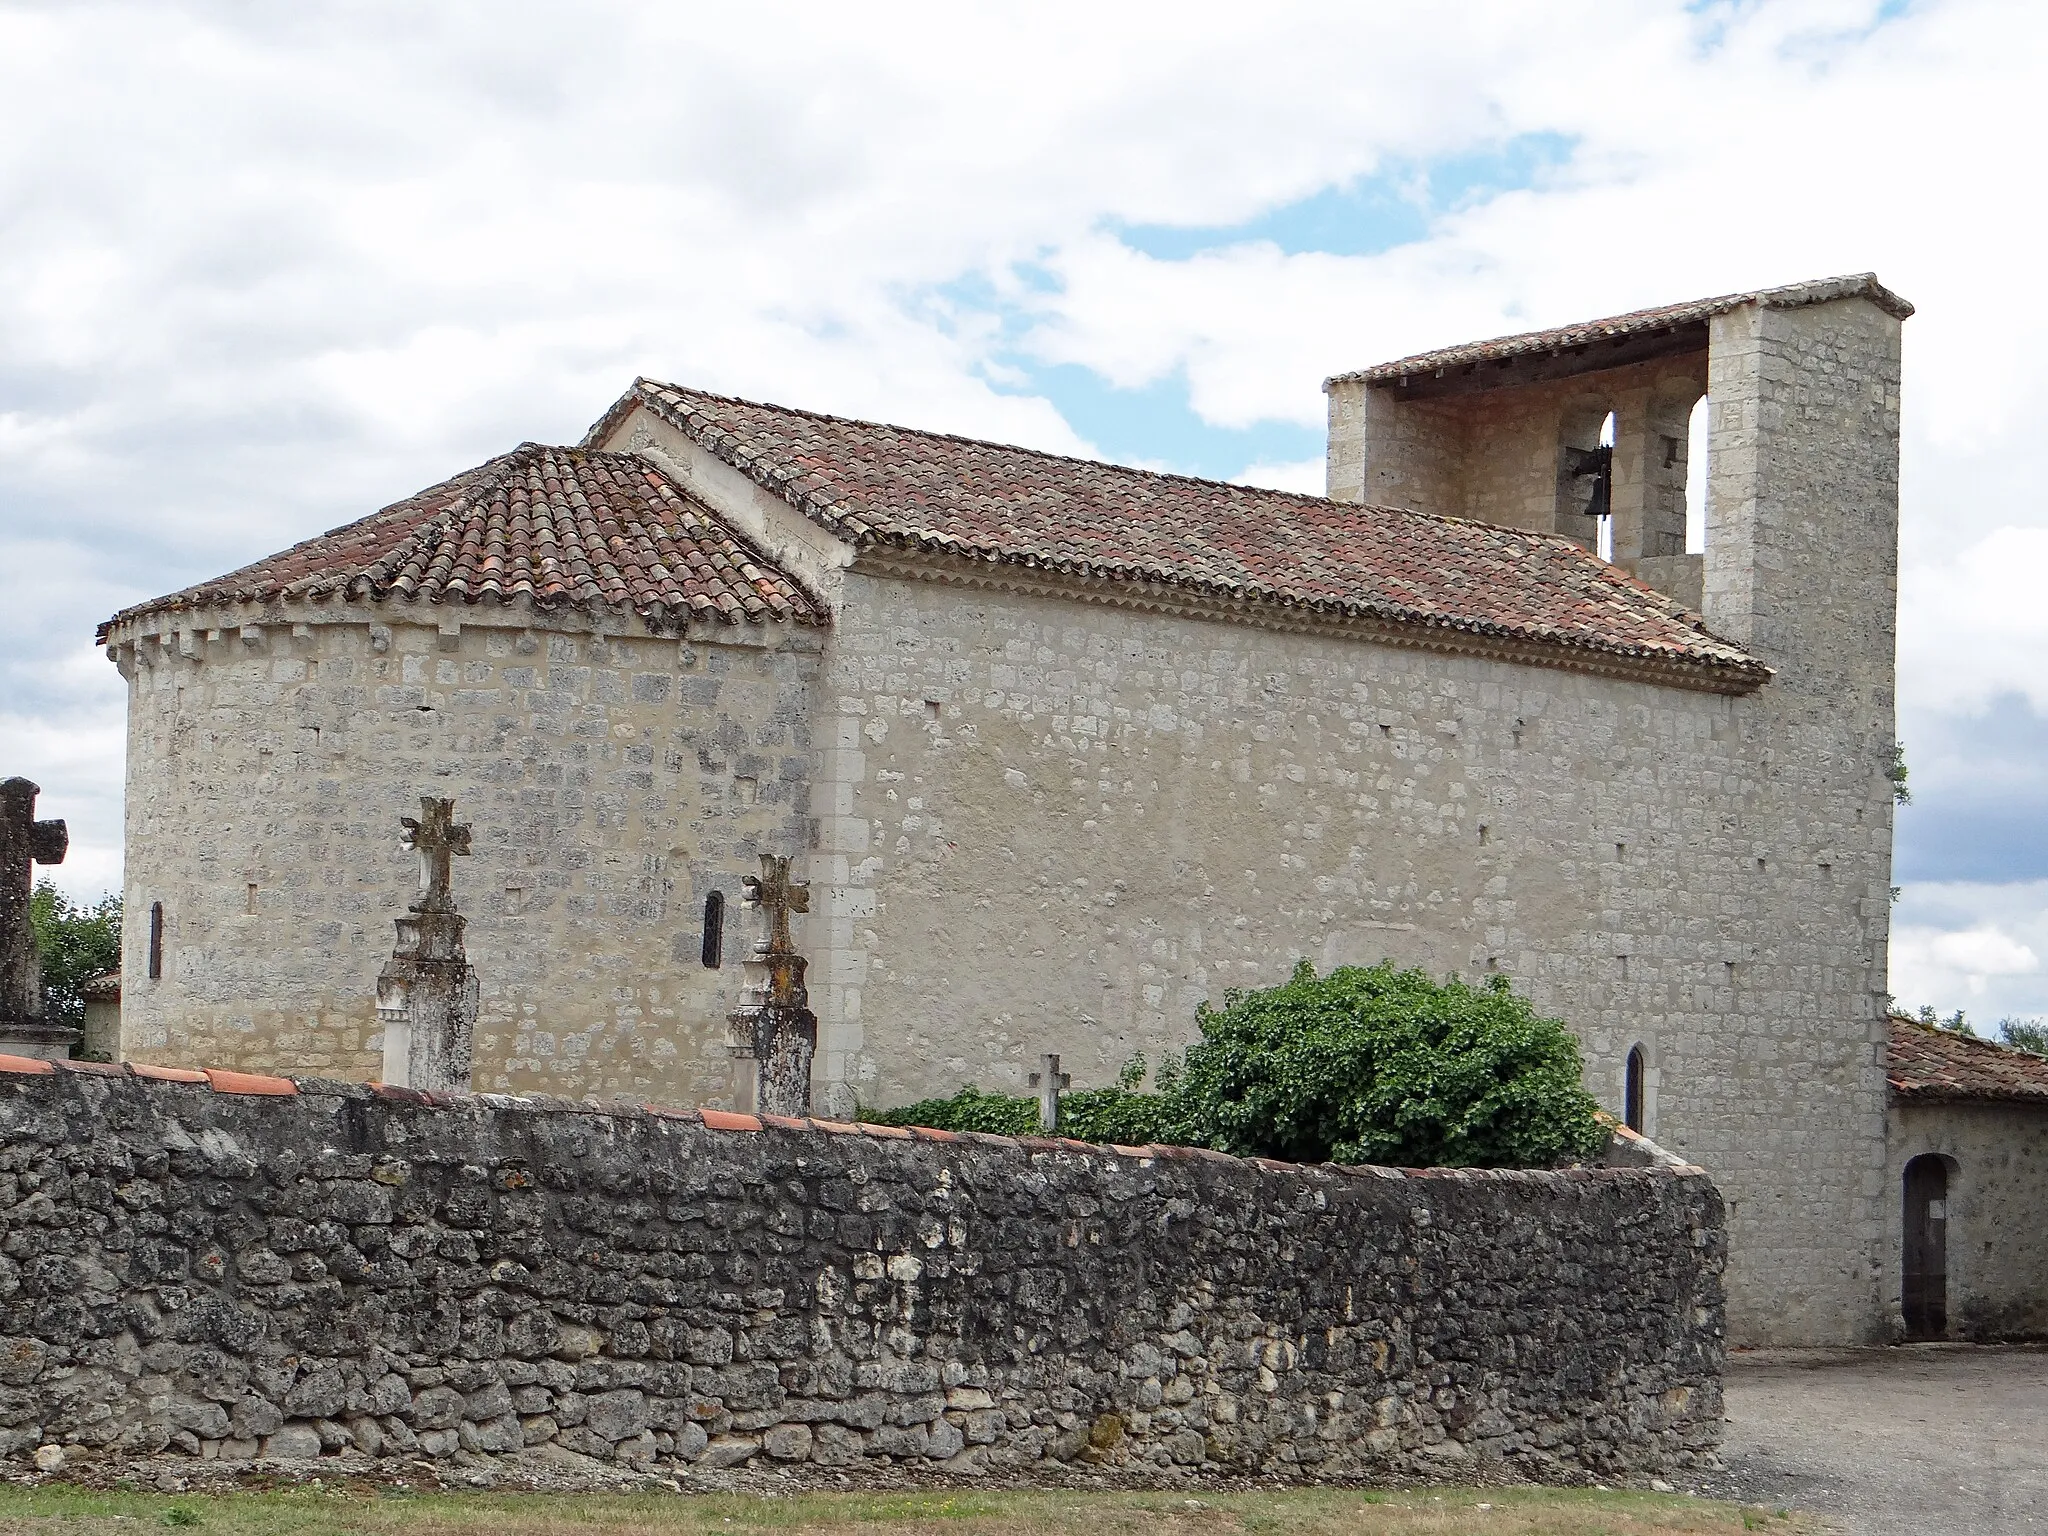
[147, 902, 165, 980]
[700, 891, 725, 969]
[1624, 1044, 1647, 1132]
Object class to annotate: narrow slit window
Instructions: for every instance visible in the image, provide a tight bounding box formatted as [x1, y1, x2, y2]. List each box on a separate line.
[1624, 1045, 1647, 1132]
[147, 901, 165, 980]
[700, 890, 725, 969]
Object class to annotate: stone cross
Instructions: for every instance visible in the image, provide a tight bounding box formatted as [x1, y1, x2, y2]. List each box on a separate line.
[401, 797, 471, 915]
[0, 777, 72, 1059]
[741, 854, 809, 964]
[732, 853, 817, 1115]
[381, 794, 477, 1094]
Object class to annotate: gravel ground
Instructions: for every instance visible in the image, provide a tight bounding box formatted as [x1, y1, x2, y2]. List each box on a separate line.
[1688, 1344, 2048, 1534]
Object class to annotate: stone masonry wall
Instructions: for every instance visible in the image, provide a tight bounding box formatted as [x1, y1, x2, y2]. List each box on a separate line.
[803, 567, 1884, 1345]
[1887, 1102, 2048, 1341]
[106, 605, 819, 1105]
[0, 1060, 1723, 1483]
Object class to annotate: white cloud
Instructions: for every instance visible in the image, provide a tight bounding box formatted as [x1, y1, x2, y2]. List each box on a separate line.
[1233, 458, 1327, 497]
[1893, 883, 2048, 1019]
[1899, 527, 2048, 719]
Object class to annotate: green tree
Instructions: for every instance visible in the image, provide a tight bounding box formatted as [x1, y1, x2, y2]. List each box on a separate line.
[28, 880, 121, 1034]
[1998, 1018, 2048, 1057]
[1916, 1004, 1973, 1036]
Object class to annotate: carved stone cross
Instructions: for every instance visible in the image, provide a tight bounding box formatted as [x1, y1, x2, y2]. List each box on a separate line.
[733, 851, 816, 1115]
[0, 777, 70, 1054]
[401, 797, 470, 914]
[741, 853, 809, 959]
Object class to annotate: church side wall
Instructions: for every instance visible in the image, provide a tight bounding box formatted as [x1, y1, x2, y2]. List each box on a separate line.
[111, 609, 817, 1103]
[1886, 1101, 2048, 1341]
[808, 570, 1885, 1345]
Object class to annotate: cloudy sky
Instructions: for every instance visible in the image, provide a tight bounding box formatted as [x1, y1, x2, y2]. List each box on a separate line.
[3, 0, 2045, 1020]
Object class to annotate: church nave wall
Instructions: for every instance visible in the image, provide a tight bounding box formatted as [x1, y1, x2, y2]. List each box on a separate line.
[808, 567, 1886, 1344]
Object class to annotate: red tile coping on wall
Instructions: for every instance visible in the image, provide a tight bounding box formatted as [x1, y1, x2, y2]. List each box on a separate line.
[203, 1068, 297, 1096]
[130, 1063, 208, 1084]
[698, 1108, 761, 1133]
[0, 1058, 1693, 1185]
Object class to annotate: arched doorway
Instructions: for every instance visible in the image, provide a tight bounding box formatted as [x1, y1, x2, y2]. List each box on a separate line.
[1902, 1154, 1951, 1340]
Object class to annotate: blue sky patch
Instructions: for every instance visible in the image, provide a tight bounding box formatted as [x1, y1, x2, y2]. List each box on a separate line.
[1110, 131, 1578, 262]
[917, 133, 1580, 480]
[1013, 364, 1322, 479]
[1896, 692, 2048, 883]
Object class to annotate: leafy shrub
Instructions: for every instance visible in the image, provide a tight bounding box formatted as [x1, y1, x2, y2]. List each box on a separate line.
[864, 1086, 1039, 1136]
[1174, 961, 1607, 1168]
[861, 1083, 1178, 1143]
[867, 961, 1607, 1170]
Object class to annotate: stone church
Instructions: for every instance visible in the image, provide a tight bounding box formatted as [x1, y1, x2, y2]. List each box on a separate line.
[98, 273, 1908, 1346]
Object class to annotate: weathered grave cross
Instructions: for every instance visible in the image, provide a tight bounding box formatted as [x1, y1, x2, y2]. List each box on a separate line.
[400, 797, 471, 914]
[0, 778, 69, 1039]
[734, 852, 816, 1114]
[741, 853, 809, 959]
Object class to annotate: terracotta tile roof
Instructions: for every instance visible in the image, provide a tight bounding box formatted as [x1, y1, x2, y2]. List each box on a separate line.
[99, 445, 825, 638]
[1329, 273, 1914, 387]
[590, 381, 1770, 693]
[1886, 1015, 2048, 1105]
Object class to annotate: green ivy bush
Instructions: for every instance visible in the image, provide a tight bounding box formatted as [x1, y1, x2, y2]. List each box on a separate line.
[865, 961, 1608, 1170]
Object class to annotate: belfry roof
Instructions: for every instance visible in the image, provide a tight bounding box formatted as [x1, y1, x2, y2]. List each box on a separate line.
[98, 444, 826, 637]
[1329, 273, 1914, 388]
[1886, 1015, 2048, 1105]
[587, 379, 1770, 692]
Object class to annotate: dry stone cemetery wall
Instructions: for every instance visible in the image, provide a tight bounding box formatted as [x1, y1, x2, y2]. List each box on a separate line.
[0, 1061, 1726, 1482]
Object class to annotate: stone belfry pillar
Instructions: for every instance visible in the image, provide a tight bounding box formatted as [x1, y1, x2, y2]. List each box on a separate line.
[377, 796, 478, 1093]
[0, 778, 73, 1060]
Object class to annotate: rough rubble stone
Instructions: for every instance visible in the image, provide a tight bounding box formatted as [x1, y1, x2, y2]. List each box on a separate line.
[0, 1069, 1724, 1481]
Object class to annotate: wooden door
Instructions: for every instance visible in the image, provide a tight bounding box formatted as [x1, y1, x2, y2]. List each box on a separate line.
[1902, 1155, 1949, 1340]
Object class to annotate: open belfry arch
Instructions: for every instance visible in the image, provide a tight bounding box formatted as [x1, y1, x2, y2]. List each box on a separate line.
[99, 273, 1906, 1347]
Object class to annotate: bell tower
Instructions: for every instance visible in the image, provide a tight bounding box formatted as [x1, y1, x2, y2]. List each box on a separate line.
[1324, 274, 1913, 1345]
